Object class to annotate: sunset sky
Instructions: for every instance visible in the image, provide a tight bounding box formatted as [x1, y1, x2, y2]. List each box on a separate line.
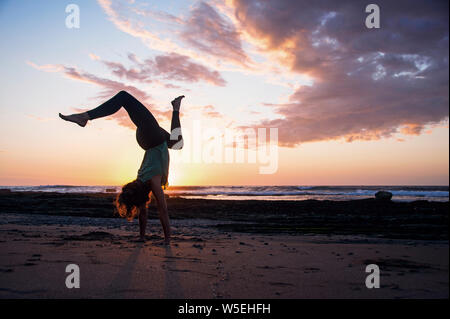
[0, 0, 448, 186]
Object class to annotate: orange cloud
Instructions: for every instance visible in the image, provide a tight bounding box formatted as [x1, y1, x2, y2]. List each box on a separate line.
[400, 124, 425, 136]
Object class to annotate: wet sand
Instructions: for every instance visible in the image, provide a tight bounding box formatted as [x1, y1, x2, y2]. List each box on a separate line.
[0, 191, 448, 298]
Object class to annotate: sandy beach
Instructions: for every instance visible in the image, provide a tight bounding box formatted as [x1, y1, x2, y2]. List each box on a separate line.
[0, 191, 448, 299]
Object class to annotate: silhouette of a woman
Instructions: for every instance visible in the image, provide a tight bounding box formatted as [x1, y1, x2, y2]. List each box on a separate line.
[59, 91, 184, 244]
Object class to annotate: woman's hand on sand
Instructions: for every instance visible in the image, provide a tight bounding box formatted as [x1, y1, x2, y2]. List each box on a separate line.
[171, 95, 185, 112]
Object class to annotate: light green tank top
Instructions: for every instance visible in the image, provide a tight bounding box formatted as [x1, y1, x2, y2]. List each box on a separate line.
[137, 141, 169, 189]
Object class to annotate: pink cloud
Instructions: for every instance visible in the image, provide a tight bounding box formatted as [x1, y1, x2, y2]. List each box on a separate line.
[100, 59, 151, 83]
[152, 53, 226, 86]
[91, 52, 226, 86]
[97, 0, 253, 72]
[62, 65, 150, 102]
[131, 7, 184, 25]
[28, 61, 166, 129]
[230, 0, 449, 145]
[181, 2, 249, 66]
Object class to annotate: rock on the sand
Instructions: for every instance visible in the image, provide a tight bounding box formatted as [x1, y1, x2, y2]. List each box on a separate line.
[375, 191, 393, 201]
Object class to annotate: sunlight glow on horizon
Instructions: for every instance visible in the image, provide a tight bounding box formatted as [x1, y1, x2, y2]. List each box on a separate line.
[0, 0, 448, 186]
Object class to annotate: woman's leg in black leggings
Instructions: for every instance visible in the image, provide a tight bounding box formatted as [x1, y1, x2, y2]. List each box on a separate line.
[87, 91, 157, 129]
[87, 90, 166, 150]
[60, 91, 181, 150]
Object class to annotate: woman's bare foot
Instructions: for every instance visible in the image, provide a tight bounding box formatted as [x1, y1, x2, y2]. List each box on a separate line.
[59, 112, 89, 127]
[171, 95, 184, 112]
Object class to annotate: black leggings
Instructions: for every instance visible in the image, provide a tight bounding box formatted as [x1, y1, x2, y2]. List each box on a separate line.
[87, 90, 182, 150]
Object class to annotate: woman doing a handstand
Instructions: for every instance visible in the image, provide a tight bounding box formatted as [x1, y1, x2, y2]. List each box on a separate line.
[59, 90, 184, 244]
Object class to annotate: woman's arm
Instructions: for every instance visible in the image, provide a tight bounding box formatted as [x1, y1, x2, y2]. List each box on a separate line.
[149, 175, 171, 244]
[138, 204, 148, 240]
[162, 110, 183, 150]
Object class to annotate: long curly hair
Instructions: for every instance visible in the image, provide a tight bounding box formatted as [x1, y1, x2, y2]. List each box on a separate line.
[115, 179, 150, 220]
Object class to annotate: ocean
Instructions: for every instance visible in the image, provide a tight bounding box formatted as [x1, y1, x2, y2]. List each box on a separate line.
[2, 185, 448, 202]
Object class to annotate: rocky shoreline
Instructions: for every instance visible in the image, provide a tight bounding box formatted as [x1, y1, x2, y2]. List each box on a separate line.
[0, 191, 448, 240]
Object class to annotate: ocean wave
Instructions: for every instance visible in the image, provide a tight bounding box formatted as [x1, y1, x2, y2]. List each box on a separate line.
[2, 185, 448, 201]
[166, 188, 449, 198]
